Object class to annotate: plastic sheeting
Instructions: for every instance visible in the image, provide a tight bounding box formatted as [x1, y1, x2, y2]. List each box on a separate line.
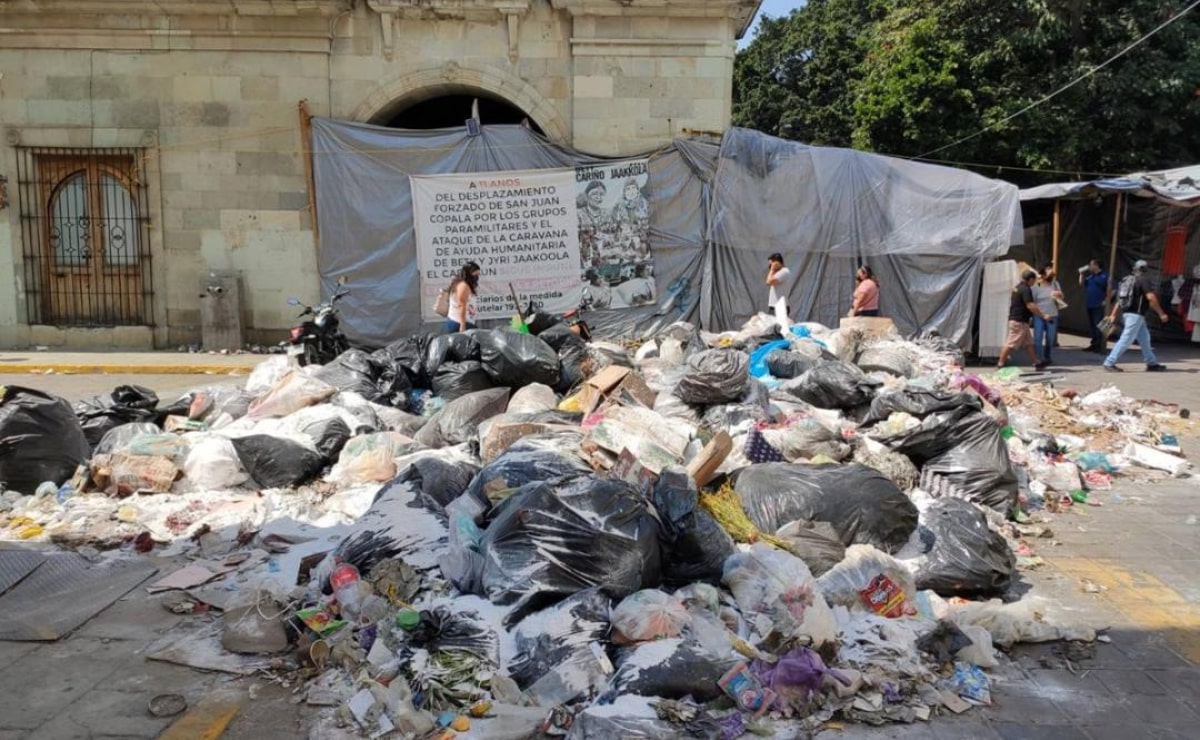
[312, 120, 1020, 348]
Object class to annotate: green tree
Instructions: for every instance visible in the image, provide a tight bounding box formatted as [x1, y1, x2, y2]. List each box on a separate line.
[734, 0, 1200, 182]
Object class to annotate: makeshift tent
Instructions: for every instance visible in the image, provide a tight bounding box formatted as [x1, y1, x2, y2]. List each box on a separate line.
[1017, 165, 1200, 342]
[310, 120, 1022, 348]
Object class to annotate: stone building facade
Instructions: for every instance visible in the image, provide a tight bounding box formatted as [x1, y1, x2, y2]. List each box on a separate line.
[0, 0, 757, 348]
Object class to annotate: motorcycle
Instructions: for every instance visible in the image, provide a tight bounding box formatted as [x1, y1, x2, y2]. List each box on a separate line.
[285, 287, 350, 366]
[524, 299, 593, 342]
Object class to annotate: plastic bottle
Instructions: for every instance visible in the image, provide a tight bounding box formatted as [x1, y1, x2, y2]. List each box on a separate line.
[34, 481, 57, 498]
[330, 564, 363, 616]
[55, 483, 74, 504]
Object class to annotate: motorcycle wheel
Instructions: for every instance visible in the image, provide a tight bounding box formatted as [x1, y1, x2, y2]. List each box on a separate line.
[302, 344, 320, 367]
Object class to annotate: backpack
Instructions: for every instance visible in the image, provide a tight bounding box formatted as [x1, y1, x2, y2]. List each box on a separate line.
[1115, 274, 1138, 312]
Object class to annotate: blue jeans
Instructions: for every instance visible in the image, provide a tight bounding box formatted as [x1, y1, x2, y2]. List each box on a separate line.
[1087, 306, 1106, 349]
[1104, 313, 1157, 367]
[443, 320, 475, 334]
[1033, 316, 1057, 363]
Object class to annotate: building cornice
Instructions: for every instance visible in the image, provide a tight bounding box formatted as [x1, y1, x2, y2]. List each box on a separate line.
[0, 0, 349, 16]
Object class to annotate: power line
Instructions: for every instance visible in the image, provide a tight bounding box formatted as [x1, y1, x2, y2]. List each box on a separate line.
[919, 0, 1200, 158]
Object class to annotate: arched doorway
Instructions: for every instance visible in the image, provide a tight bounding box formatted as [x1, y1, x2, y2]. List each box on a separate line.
[369, 87, 544, 134]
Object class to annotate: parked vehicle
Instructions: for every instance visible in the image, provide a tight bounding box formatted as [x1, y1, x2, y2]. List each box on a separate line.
[524, 300, 593, 342]
[285, 287, 350, 366]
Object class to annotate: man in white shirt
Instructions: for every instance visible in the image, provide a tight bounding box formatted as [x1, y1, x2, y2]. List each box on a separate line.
[766, 252, 791, 317]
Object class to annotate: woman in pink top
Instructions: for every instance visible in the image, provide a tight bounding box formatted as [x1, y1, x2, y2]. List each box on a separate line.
[849, 266, 880, 317]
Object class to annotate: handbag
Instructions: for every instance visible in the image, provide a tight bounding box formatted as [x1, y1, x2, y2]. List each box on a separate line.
[434, 287, 450, 317]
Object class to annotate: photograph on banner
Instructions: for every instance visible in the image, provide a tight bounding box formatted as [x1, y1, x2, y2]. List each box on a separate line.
[410, 168, 583, 321]
[575, 159, 654, 309]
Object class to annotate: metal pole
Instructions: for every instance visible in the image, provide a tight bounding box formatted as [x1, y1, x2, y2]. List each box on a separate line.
[1106, 192, 1123, 296]
[1051, 199, 1061, 269]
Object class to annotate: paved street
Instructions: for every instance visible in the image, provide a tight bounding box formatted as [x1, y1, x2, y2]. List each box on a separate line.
[0, 337, 1197, 738]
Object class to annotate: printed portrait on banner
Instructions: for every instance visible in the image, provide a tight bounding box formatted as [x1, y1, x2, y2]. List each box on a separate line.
[574, 160, 654, 309]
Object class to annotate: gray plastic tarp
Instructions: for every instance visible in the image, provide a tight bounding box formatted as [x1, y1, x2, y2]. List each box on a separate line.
[311, 120, 1021, 348]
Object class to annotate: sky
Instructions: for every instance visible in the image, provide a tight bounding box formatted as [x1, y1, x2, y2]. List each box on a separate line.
[739, 0, 806, 49]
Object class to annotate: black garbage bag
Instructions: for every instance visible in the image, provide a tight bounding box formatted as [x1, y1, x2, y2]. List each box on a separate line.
[414, 387, 509, 449]
[674, 349, 749, 404]
[0, 386, 91, 494]
[371, 333, 434, 389]
[299, 417, 352, 461]
[766, 350, 818, 380]
[610, 637, 739, 701]
[481, 476, 662, 624]
[701, 378, 771, 433]
[396, 455, 481, 511]
[320, 469, 452, 578]
[316, 350, 413, 410]
[426, 332, 481, 377]
[653, 467, 736, 586]
[465, 442, 591, 508]
[914, 498, 1015, 597]
[538, 322, 588, 353]
[731, 463, 918, 554]
[773, 520, 847, 577]
[406, 606, 500, 666]
[781, 361, 882, 410]
[557, 343, 606, 394]
[75, 384, 161, 450]
[508, 588, 612, 688]
[525, 312, 563, 336]
[231, 434, 325, 489]
[477, 330, 560, 388]
[864, 389, 978, 426]
[431, 360, 494, 401]
[882, 406, 1017, 511]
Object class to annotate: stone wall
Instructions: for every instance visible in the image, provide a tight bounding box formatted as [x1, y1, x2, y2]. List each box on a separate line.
[0, 0, 753, 348]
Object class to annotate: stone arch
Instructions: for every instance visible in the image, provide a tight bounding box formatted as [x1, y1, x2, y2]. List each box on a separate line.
[350, 61, 569, 142]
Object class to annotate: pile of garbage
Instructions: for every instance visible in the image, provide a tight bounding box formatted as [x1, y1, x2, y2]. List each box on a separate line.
[0, 314, 1191, 737]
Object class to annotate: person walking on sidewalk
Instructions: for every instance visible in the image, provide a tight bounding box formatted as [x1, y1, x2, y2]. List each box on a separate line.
[1032, 265, 1063, 364]
[998, 270, 1050, 371]
[1103, 260, 1169, 373]
[1079, 259, 1110, 352]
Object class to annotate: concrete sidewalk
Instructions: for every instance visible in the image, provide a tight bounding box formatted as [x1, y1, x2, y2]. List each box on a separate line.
[0, 351, 263, 375]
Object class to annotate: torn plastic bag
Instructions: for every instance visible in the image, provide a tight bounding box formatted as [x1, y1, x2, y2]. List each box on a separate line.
[183, 435, 250, 490]
[507, 383, 558, 415]
[781, 361, 881, 410]
[723, 543, 837, 647]
[855, 344, 916, 377]
[432, 360, 495, 401]
[465, 443, 591, 508]
[610, 637, 738, 701]
[298, 417, 352, 461]
[882, 406, 1018, 511]
[426, 331, 481, 376]
[477, 330, 560, 388]
[231, 434, 325, 489]
[751, 646, 847, 715]
[481, 476, 662, 624]
[94, 421, 161, 456]
[415, 387, 509, 449]
[188, 386, 253, 423]
[328, 392, 382, 433]
[406, 605, 501, 667]
[673, 349, 749, 405]
[370, 333, 433, 389]
[0, 386, 92, 494]
[815, 545, 918, 613]
[731, 463, 918, 553]
[759, 418, 851, 461]
[652, 467, 736, 586]
[396, 455, 481, 512]
[247, 370, 337, 419]
[508, 587, 612, 689]
[914, 498, 1015, 598]
[124, 433, 191, 464]
[701, 378, 771, 435]
[766, 350, 818, 380]
[864, 389, 977, 426]
[611, 590, 690, 644]
[318, 472, 451, 579]
[773, 520, 846, 577]
[314, 349, 412, 409]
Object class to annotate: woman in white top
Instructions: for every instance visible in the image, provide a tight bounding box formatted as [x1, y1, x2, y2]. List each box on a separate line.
[765, 252, 791, 317]
[1031, 264, 1063, 365]
[445, 261, 481, 333]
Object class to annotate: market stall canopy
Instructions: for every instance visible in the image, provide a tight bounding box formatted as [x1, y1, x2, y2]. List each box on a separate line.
[310, 120, 1022, 348]
[1020, 164, 1200, 206]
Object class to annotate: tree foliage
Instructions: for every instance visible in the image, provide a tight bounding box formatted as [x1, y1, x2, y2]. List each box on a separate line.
[732, 0, 1200, 183]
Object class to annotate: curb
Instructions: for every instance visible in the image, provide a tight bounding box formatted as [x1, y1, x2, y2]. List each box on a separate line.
[0, 363, 252, 375]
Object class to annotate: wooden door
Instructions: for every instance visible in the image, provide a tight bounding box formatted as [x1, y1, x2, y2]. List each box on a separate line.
[38, 154, 146, 325]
